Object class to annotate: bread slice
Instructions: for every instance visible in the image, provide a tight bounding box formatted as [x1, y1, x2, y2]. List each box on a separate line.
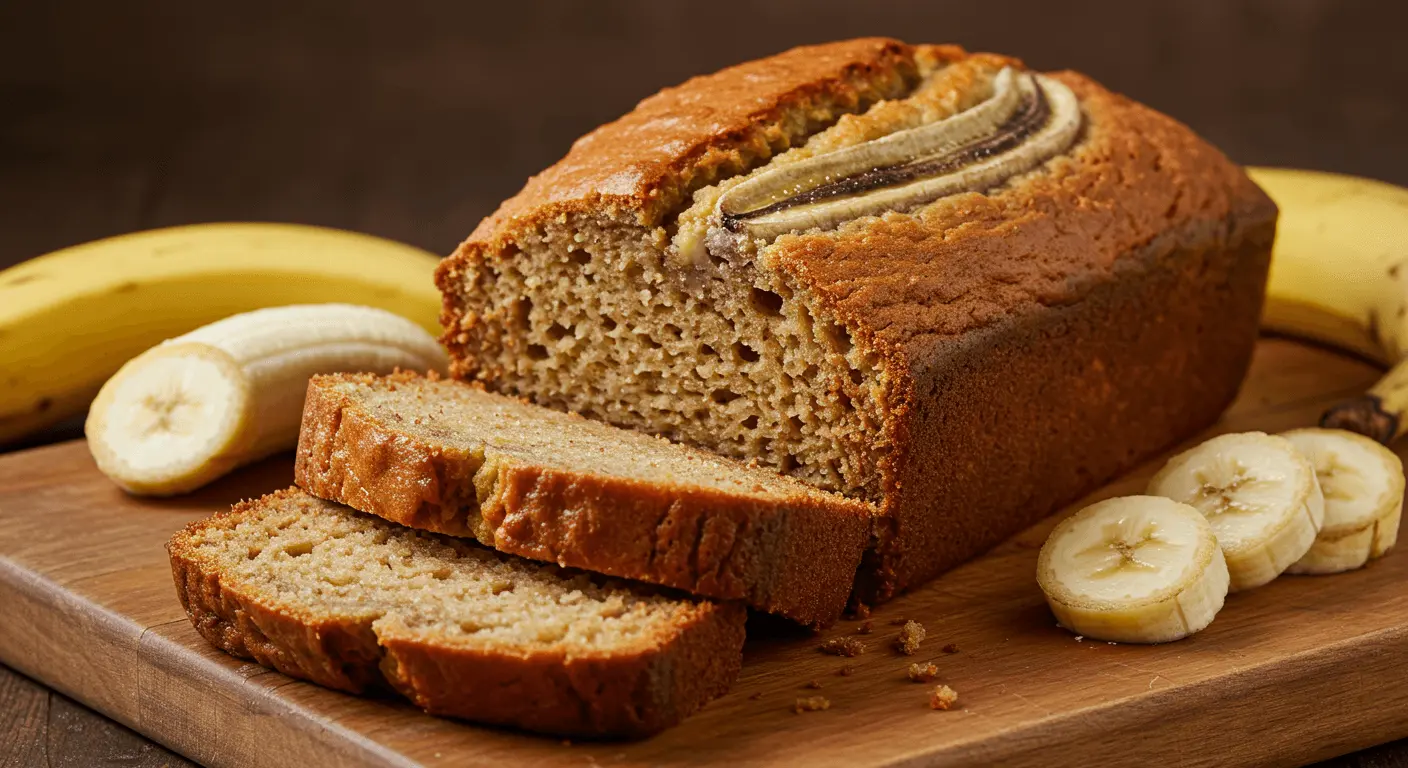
[294, 371, 873, 627]
[168, 488, 745, 738]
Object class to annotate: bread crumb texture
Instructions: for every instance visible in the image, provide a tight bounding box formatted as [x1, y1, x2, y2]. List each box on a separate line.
[820, 637, 867, 657]
[897, 620, 926, 655]
[168, 489, 745, 737]
[296, 371, 872, 628]
[930, 685, 959, 710]
[322, 372, 855, 504]
[794, 696, 832, 713]
[908, 662, 939, 683]
[183, 490, 702, 652]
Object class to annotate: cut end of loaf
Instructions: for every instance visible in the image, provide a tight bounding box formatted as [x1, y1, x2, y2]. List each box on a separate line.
[168, 489, 745, 737]
[435, 48, 1027, 510]
[429, 45, 977, 507]
[437, 211, 891, 504]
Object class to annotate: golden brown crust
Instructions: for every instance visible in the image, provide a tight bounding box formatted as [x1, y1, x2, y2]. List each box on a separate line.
[294, 373, 870, 627]
[465, 38, 919, 239]
[376, 603, 743, 736]
[771, 72, 1273, 348]
[760, 68, 1276, 597]
[166, 494, 746, 738]
[436, 39, 922, 333]
[856, 219, 1274, 600]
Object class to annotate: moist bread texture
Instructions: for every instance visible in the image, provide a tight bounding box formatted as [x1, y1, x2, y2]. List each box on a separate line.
[294, 371, 872, 627]
[436, 38, 1276, 600]
[167, 489, 745, 738]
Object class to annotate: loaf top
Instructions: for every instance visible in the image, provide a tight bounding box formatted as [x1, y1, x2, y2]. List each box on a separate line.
[453, 38, 1275, 354]
[468, 37, 918, 239]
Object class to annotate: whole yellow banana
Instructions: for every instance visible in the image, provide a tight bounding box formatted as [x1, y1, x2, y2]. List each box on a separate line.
[1251, 167, 1408, 442]
[0, 223, 444, 446]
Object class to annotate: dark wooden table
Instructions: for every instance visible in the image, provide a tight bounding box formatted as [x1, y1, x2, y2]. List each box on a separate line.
[2, 1, 1407, 764]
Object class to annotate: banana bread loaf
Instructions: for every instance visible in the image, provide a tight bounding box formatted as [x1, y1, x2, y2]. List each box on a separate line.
[168, 488, 745, 737]
[435, 38, 1276, 601]
[293, 371, 872, 627]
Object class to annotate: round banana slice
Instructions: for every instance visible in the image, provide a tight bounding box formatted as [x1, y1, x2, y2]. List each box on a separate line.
[1147, 432, 1325, 591]
[1281, 428, 1404, 574]
[86, 343, 252, 496]
[1037, 495, 1228, 644]
[86, 304, 447, 496]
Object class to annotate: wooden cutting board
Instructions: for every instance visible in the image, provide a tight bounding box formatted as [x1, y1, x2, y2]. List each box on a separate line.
[3, 338, 1407, 768]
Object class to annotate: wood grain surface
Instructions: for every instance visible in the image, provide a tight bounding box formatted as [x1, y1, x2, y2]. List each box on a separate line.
[0, 666, 196, 768]
[2, 339, 1408, 767]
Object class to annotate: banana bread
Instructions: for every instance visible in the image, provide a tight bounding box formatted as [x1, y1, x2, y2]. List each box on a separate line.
[293, 371, 872, 627]
[435, 38, 1276, 601]
[167, 488, 745, 737]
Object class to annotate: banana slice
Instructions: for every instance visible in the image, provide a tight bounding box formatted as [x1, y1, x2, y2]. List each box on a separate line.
[1280, 428, 1404, 574]
[86, 304, 447, 496]
[1037, 495, 1228, 643]
[1147, 432, 1325, 591]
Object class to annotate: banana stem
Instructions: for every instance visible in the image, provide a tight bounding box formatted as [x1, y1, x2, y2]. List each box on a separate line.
[1321, 358, 1408, 444]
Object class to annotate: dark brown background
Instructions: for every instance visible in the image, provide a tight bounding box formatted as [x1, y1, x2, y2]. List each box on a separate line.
[2, 1, 1406, 765]
[3, 0, 1407, 266]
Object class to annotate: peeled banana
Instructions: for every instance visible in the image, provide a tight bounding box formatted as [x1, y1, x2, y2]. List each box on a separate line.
[85, 304, 447, 496]
[1251, 167, 1408, 443]
[0, 223, 443, 446]
[1280, 428, 1403, 574]
[1037, 495, 1229, 644]
[1147, 432, 1324, 591]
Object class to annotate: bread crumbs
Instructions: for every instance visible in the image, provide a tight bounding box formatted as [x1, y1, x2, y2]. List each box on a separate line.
[794, 696, 831, 713]
[856, 620, 873, 635]
[897, 620, 926, 655]
[889, 617, 909, 626]
[838, 665, 856, 677]
[908, 662, 939, 682]
[749, 692, 764, 700]
[929, 685, 959, 710]
[942, 643, 960, 654]
[805, 680, 824, 689]
[820, 637, 866, 657]
[852, 602, 872, 619]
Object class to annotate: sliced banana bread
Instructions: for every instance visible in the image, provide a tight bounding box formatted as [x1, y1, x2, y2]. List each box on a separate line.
[294, 371, 873, 627]
[168, 488, 745, 738]
[435, 38, 1276, 601]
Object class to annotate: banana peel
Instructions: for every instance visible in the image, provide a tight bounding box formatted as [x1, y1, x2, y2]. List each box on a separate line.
[1251, 167, 1408, 443]
[0, 223, 444, 446]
